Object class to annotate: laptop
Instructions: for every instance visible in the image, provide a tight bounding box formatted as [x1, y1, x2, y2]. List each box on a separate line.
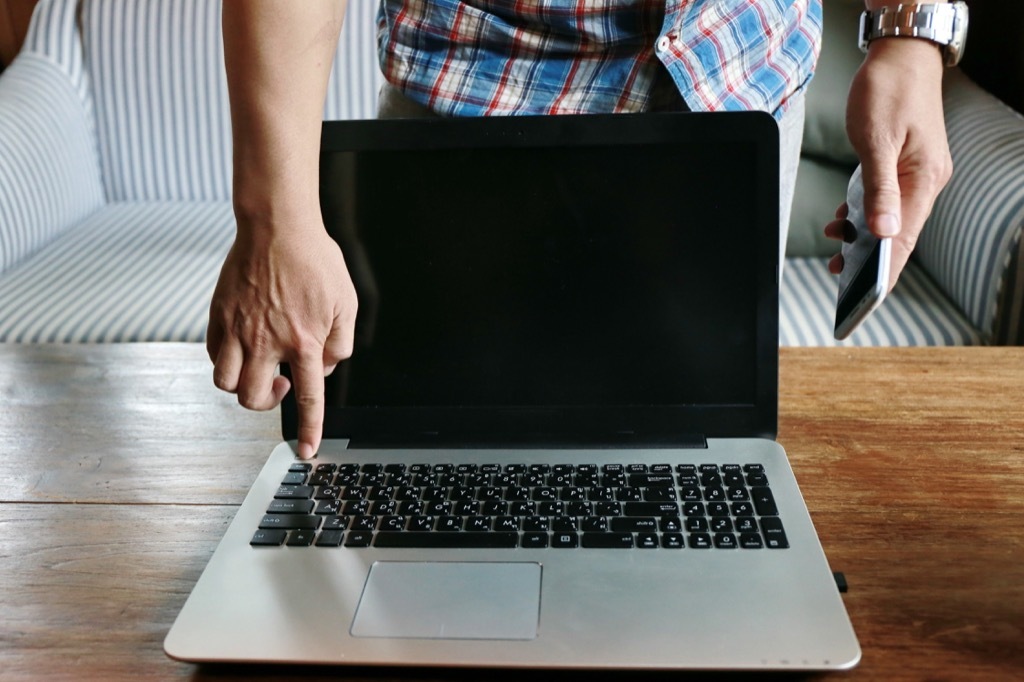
[165, 112, 861, 670]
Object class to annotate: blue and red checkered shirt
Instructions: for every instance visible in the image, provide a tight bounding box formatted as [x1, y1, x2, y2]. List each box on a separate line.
[377, 0, 822, 120]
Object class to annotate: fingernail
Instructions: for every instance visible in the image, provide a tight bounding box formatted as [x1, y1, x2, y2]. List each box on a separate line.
[875, 213, 900, 237]
[298, 442, 314, 460]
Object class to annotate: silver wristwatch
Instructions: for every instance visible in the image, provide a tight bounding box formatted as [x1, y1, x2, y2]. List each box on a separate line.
[859, 2, 969, 67]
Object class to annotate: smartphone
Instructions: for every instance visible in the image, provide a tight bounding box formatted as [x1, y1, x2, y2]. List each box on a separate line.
[834, 165, 892, 340]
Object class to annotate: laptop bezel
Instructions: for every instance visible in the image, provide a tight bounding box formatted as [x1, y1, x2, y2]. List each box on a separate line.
[282, 112, 779, 445]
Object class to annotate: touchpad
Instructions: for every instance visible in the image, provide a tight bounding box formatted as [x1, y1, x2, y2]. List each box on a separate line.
[350, 561, 541, 640]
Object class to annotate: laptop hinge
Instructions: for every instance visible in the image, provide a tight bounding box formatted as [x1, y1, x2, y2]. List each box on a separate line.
[345, 433, 708, 449]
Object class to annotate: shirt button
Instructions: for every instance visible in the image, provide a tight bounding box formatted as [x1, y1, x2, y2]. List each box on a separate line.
[657, 36, 672, 53]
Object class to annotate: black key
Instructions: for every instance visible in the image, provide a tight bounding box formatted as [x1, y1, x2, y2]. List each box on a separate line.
[623, 463, 645, 474]
[259, 514, 322, 531]
[727, 486, 749, 501]
[368, 485, 396, 501]
[710, 518, 734, 533]
[593, 502, 621, 517]
[740, 533, 764, 549]
[372, 500, 399, 516]
[344, 531, 373, 548]
[679, 486, 702, 502]
[494, 517, 519, 532]
[521, 532, 549, 549]
[336, 463, 360, 475]
[676, 464, 698, 475]
[643, 487, 677, 502]
[509, 500, 536, 517]
[760, 516, 789, 548]
[481, 500, 508, 516]
[735, 517, 758, 533]
[409, 463, 430, 474]
[650, 464, 673, 474]
[399, 500, 425, 515]
[309, 472, 334, 487]
[323, 515, 350, 530]
[551, 532, 579, 548]
[532, 487, 559, 502]
[274, 485, 313, 500]
[538, 501, 563, 516]
[250, 529, 287, 546]
[703, 486, 726, 502]
[747, 472, 769, 486]
[700, 472, 723, 486]
[289, 462, 313, 473]
[341, 485, 368, 500]
[714, 533, 738, 549]
[582, 517, 608, 532]
[636, 533, 659, 548]
[315, 530, 345, 547]
[707, 502, 730, 517]
[624, 502, 679, 517]
[627, 473, 674, 487]
[342, 500, 370, 516]
[660, 516, 683, 533]
[267, 499, 315, 515]
[379, 515, 406, 531]
[523, 517, 550, 532]
[661, 533, 685, 549]
[436, 516, 462, 532]
[374, 532, 519, 549]
[287, 530, 316, 547]
[699, 464, 720, 474]
[752, 487, 778, 516]
[280, 472, 308, 486]
[616, 487, 642, 502]
[731, 502, 755, 517]
[384, 463, 406, 474]
[314, 500, 341, 515]
[552, 516, 578, 532]
[688, 533, 712, 549]
[315, 463, 337, 475]
[582, 532, 634, 549]
[314, 485, 341, 500]
[566, 502, 591, 517]
[351, 515, 378, 532]
[456, 463, 478, 474]
[681, 502, 705, 517]
[611, 517, 658, 533]
[744, 463, 766, 473]
[465, 516, 491, 532]
[686, 517, 709, 533]
[407, 516, 435, 532]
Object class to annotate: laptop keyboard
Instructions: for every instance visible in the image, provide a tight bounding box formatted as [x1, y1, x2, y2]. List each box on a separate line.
[250, 462, 789, 550]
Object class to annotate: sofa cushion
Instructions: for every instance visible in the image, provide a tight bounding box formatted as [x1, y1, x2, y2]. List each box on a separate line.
[0, 53, 104, 275]
[0, 201, 234, 342]
[780, 258, 984, 346]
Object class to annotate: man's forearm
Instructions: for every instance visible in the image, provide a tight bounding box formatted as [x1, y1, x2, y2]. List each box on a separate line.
[222, 0, 347, 235]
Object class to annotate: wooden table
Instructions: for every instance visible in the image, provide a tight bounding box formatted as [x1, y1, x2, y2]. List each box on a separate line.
[1, 344, 1022, 680]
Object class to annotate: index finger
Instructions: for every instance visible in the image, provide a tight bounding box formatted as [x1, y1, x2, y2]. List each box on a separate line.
[291, 352, 326, 460]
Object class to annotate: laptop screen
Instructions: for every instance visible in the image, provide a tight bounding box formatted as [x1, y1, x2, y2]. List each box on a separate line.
[285, 113, 778, 444]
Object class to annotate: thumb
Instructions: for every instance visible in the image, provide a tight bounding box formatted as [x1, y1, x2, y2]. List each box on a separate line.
[859, 150, 903, 239]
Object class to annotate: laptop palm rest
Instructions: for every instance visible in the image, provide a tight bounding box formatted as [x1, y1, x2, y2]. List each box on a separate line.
[350, 562, 541, 640]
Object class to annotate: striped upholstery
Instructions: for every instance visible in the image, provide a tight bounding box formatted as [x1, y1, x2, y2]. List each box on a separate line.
[1, 0, 1022, 345]
[0, 202, 234, 342]
[81, 0, 384, 203]
[0, 54, 104, 275]
[780, 259, 983, 346]
[915, 69, 1024, 344]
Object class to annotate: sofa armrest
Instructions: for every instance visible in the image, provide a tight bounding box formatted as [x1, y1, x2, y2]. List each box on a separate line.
[0, 52, 104, 275]
[915, 69, 1024, 344]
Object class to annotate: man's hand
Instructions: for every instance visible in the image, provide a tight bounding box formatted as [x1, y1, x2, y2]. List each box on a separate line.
[207, 219, 357, 459]
[828, 36, 953, 290]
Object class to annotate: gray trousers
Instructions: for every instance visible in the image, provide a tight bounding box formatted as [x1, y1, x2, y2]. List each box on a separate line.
[377, 82, 805, 268]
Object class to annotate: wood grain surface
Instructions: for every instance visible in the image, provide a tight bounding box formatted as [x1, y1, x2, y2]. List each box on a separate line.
[1, 344, 1022, 681]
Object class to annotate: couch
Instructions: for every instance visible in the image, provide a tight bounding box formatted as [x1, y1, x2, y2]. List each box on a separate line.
[1, 0, 1022, 346]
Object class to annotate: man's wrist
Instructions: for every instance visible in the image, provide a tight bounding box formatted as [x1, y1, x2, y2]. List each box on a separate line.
[859, 2, 967, 67]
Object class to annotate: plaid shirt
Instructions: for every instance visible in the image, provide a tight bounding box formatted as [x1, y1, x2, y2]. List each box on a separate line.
[377, 0, 822, 119]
